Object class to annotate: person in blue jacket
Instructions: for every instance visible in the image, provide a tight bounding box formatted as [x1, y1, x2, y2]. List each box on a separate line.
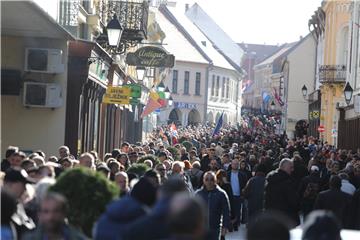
[93, 177, 157, 240]
[195, 171, 231, 240]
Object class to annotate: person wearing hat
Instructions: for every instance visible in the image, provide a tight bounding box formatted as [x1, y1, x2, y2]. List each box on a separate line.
[3, 169, 36, 238]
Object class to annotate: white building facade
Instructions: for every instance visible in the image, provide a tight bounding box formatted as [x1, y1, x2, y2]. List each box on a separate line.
[156, 3, 242, 126]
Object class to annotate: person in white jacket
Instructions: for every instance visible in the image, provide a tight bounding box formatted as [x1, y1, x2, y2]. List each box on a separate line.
[339, 172, 356, 195]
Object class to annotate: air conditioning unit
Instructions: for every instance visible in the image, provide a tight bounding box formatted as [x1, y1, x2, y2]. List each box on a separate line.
[23, 82, 63, 108]
[25, 48, 65, 74]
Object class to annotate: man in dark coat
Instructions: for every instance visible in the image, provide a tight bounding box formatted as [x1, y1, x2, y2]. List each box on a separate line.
[121, 178, 188, 240]
[242, 164, 266, 221]
[196, 171, 231, 240]
[94, 177, 157, 240]
[200, 148, 221, 172]
[227, 159, 247, 230]
[313, 175, 352, 227]
[264, 158, 300, 227]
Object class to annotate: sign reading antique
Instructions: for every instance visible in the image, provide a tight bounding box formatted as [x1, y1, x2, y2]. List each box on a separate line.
[126, 46, 175, 67]
[103, 86, 131, 104]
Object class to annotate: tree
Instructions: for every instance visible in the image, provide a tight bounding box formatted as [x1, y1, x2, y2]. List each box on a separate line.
[50, 167, 119, 237]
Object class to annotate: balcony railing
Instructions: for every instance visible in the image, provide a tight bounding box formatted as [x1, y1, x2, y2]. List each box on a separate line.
[319, 65, 346, 83]
[106, 0, 149, 42]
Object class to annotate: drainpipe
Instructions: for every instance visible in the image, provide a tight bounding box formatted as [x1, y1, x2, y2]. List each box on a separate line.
[204, 61, 213, 124]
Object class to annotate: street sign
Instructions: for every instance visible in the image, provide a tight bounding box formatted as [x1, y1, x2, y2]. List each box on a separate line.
[318, 125, 325, 132]
[126, 84, 142, 98]
[130, 98, 140, 105]
[103, 86, 131, 104]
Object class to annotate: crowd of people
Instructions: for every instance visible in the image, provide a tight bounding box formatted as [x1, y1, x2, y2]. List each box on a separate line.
[1, 112, 360, 240]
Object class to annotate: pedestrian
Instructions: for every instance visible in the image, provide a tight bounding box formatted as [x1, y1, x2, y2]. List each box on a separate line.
[23, 192, 87, 240]
[227, 159, 247, 230]
[114, 171, 130, 197]
[301, 210, 341, 240]
[2, 146, 19, 172]
[195, 171, 230, 240]
[3, 169, 35, 238]
[242, 163, 266, 222]
[216, 169, 235, 232]
[78, 153, 95, 170]
[246, 211, 291, 240]
[94, 177, 157, 240]
[314, 175, 352, 227]
[264, 158, 300, 227]
[121, 178, 188, 240]
[168, 193, 207, 240]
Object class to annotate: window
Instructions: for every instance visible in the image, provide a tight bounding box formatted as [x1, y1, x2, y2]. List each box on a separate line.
[184, 71, 190, 94]
[172, 70, 178, 93]
[216, 76, 220, 96]
[226, 78, 230, 99]
[195, 72, 201, 95]
[221, 77, 226, 98]
[211, 75, 215, 96]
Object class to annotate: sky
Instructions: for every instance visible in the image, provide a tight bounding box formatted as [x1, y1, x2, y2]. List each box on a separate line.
[184, 0, 323, 45]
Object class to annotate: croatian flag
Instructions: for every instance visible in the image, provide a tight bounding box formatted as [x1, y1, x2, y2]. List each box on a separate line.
[212, 112, 224, 137]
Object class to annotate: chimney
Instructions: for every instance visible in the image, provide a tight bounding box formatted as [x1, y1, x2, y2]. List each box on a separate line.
[185, 3, 189, 12]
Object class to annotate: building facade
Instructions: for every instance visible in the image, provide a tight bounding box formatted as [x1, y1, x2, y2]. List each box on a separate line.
[156, 3, 242, 126]
[1, 1, 73, 156]
[2, 0, 152, 158]
[309, 0, 360, 148]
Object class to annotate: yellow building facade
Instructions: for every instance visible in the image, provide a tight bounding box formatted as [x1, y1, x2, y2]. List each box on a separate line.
[320, 0, 351, 144]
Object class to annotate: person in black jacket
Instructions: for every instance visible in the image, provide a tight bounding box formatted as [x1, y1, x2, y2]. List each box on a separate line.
[216, 169, 234, 232]
[264, 158, 300, 227]
[227, 160, 247, 230]
[313, 175, 352, 228]
[195, 171, 231, 240]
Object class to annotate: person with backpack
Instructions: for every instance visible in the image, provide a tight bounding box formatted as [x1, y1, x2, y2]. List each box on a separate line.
[298, 165, 321, 218]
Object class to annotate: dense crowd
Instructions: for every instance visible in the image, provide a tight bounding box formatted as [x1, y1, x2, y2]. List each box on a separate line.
[1, 113, 360, 240]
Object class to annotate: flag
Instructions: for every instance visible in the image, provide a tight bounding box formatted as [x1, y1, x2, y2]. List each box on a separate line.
[212, 112, 224, 137]
[140, 91, 162, 118]
[273, 88, 284, 106]
[242, 79, 253, 92]
[262, 91, 271, 103]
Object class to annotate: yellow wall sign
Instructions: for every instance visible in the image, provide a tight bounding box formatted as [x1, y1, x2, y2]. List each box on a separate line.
[103, 86, 131, 104]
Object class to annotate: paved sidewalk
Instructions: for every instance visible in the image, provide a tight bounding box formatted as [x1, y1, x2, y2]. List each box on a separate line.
[225, 225, 246, 240]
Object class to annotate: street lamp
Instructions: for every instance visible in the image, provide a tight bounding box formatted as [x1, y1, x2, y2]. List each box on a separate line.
[106, 14, 123, 47]
[157, 81, 165, 92]
[301, 84, 308, 98]
[344, 82, 354, 105]
[168, 96, 173, 106]
[164, 87, 171, 99]
[136, 66, 146, 82]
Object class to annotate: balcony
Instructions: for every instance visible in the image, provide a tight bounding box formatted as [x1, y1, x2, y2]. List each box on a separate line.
[106, 0, 149, 42]
[319, 65, 346, 84]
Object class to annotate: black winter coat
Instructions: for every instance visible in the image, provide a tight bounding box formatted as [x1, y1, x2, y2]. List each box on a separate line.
[264, 169, 300, 226]
[195, 186, 231, 230]
[314, 188, 352, 227]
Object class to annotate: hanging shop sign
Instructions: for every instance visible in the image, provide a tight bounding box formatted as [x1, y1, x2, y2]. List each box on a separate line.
[125, 84, 142, 98]
[126, 46, 175, 67]
[103, 86, 131, 104]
